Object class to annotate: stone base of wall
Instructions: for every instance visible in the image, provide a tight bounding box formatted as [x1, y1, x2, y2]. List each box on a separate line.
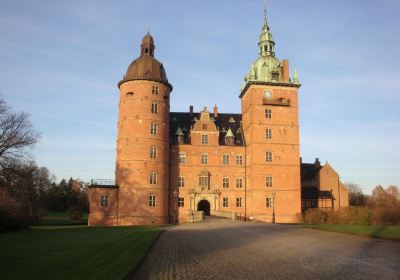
[178, 211, 204, 223]
[88, 214, 118, 226]
[212, 210, 235, 220]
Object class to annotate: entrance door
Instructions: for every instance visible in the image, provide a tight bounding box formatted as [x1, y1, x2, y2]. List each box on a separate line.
[197, 200, 211, 216]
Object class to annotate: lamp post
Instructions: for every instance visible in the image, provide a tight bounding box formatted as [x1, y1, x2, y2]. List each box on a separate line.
[272, 191, 276, 224]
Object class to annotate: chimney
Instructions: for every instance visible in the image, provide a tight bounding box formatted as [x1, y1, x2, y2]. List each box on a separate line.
[189, 105, 193, 116]
[213, 104, 218, 118]
[283, 59, 290, 82]
[315, 158, 321, 168]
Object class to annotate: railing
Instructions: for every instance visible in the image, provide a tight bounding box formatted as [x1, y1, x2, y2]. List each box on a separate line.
[263, 97, 290, 106]
[90, 179, 116, 186]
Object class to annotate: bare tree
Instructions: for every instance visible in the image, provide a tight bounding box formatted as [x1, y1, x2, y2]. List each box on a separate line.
[346, 182, 366, 207]
[0, 98, 40, 166]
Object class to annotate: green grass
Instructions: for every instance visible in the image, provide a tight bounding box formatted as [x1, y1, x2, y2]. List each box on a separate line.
[305, 224, 400, 240]
[0, 225, 161, 280]
[38, 211, 88, 226]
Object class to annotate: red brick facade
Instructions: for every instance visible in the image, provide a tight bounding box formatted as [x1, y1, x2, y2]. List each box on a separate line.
[88, 22, 348, 226]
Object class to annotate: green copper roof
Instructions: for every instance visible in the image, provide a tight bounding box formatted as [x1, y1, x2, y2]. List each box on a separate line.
[241, 12, 300, 91]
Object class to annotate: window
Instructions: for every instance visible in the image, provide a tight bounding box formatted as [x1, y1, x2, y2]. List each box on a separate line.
[265, 108, 272, 119]
[236, 155, 243, 166]
[202, 124, 207, 130]
[223, 154, 230, 165]
[199, 176, 209, 187]
[201, 134, 208, 144]
[223, 197, 229, 207]
[265, 151, 273, 162]
[265, 128, 272, 139]
[150, 145, 157, 159]
[149, 195, 156, 207]
[266, 176, 273, 187]
[178, 152, 186, 164]
[150, 122, 157, 135]
[178, 176, 185, 187]
[151, 102, 158, 114]
[222, 177, 230, 188]
[236, 178, 243, 188]
[178, 197, 184, 207]
[236, 197, 243, 207]
[149, 172, 157, 185]
[266, 197, 274, 208]
[201, 154, 208, 164]
[152, 84, 159, 95]
[100, 195, 109, 207]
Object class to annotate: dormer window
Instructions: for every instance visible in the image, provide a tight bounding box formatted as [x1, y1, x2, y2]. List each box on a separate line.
[201, 134, 208, 144]
[203, 124, 207, 130]
[271, 72, 279, 81]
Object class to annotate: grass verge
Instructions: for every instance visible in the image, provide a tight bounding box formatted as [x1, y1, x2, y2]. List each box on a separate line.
[38, 211, 88, 226]
[304, 224, 400, 240]
[0, 225, 160, 280]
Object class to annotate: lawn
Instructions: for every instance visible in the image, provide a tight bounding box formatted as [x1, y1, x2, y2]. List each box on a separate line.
[0, 224, 160, 280]
[305, 224, 400, 240]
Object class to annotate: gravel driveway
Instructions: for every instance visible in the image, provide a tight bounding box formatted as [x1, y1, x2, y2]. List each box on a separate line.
[131, 217, 400, 280]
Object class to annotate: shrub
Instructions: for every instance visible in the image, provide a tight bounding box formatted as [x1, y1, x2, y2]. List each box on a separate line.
[302, 208, 329, 224]
[68, 206, 83, 220]
[0, 188, 32, 232]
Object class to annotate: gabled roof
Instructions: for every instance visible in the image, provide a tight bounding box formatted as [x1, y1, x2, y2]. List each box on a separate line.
[301, 163, 321, 180]
[169, 112, 244, 146]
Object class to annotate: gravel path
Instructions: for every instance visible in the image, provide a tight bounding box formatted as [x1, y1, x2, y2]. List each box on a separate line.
[131, 217, 400, 280]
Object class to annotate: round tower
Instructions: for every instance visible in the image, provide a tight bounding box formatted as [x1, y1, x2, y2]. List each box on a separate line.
[116, 32, 172, 225]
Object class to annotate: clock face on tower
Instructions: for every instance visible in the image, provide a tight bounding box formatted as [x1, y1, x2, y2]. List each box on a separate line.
[264, 90, 272, 99]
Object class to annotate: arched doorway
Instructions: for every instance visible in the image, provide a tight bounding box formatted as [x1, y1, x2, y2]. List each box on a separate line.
[197, 200, 211, 216]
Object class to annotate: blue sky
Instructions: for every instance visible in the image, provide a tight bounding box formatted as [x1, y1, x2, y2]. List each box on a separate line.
[0, 0, 399, 193]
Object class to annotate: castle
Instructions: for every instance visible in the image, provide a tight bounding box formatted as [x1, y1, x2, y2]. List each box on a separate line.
[88, 13, 349, 226]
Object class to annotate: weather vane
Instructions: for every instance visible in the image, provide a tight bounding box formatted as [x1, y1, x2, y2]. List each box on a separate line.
[264, 0, 267, 22]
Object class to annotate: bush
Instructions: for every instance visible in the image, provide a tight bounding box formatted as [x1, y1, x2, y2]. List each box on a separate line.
[302, 208, 329, 224]
[68, 206, 83, 220]
[302, 207, 372, 225]
[0, 188, 33, 232]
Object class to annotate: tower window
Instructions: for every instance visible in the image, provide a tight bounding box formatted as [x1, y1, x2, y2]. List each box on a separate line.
[222, 177, 230, 188]
[266, 197, 274, 208]
[223, 154, 230, 165]
[223, 197, 229, 207]
[152, 84, 159, 95]
[266, 151, 273, 162]
[151, 102, 158, 114]
[150, 146, 157, 159]
[201, 154, 208, 164]
[149, 195, 156, 207]
[236, 155, 243, 166]
[266, 176, 273, 187]
[201, 134, 208, 144]
[236, 178, 243, 188]
[266, 128, 272, 139]
[178, 176, 185, 187]
[265, 108, 272, 119]
[178, 197, 184, 207]
[100, 195, 109, 207]
[149, 172, 157, 185]
[150, 123, 157, 135]
[236, 197, 243, 207]
[178, 152, 186, 164]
